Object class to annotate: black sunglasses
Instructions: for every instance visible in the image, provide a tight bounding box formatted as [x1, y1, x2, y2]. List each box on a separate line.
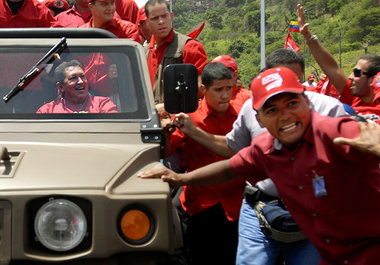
[353, 68, 370, 77]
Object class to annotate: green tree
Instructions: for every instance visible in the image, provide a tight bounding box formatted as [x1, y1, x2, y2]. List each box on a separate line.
[205, 9, 223, 29]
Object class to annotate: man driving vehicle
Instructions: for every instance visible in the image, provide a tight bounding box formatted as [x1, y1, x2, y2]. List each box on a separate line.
[36, 59, 118, 113]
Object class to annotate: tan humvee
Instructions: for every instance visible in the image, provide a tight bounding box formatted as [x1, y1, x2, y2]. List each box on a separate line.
[0, 29, 184, 265]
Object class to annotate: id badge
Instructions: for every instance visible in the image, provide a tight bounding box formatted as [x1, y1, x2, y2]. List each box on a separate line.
[312, 171, 327, 197]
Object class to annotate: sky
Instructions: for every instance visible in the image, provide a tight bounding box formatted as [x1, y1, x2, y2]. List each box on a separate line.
[135, 0, 148, 8]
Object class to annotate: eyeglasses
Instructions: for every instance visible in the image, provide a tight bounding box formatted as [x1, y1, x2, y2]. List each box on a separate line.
[353, 68, 370, 77]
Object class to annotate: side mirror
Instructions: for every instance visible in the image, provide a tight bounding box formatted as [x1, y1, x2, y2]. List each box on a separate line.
[163, 64, 198, 113]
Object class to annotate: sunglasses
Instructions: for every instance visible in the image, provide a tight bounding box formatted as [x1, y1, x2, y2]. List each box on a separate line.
[353, 68, 370, 77]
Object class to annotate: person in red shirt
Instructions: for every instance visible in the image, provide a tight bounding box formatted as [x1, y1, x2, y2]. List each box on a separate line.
[165, 62, 245, 265]
[211, 55, 251, 109]
[144, 0, 208, 119]
[81, 0, 141, 42]
[42, 0, 69, 16]
[298, 4, 380, 109]
[315, 73, 340, 98]
[36, 59, 118, 113]
[0, 0, 61, 27]
[55, 0, 92, 27]
[136, 5, 151, 46]
[139, 67, 380, 265]
[115, 0, 138, 23]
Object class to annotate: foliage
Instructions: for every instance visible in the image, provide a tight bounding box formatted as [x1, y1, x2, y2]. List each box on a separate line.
[173, 0, 380, 84]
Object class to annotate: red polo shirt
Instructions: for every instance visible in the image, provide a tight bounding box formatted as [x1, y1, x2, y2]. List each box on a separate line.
[0, 0, 60, 27]
[340, 79, 380, 108]
[55, 4, 92, 27]
[115, 0, 138, 23]
[147, 29, 208, 89]
[81, 17, 141, 42]
[230, 111, 380, 264]
[230, 85, 251, 110]
[171, 98, 245, 221]
[36, 95, 118, 113]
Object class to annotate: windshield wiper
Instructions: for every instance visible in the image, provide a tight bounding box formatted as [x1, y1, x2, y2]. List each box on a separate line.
[3, 37, 67, 103]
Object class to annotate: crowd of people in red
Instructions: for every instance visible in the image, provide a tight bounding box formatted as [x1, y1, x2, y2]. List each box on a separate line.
[1, 0, 379, 264]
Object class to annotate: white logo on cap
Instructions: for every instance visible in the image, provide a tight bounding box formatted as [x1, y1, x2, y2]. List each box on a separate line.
[262, 73, 283, 91]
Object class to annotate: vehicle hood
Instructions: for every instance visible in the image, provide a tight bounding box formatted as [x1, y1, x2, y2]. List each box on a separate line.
[0, 142, 158, 191]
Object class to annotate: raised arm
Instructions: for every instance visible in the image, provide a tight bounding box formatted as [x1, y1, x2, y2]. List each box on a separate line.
[173, 113, 237, 158]
[297, 4, 348, 93]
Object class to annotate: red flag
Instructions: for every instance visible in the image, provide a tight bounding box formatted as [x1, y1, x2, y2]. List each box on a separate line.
[187, 22, 205, 39]
[284, 32, 300, 53]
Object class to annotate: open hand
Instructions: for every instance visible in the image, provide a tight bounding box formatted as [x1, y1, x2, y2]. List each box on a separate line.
[333, 122, 380, 157]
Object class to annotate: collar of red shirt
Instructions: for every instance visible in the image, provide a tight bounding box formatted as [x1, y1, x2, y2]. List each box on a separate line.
[149, 28, 174, 49]
[71, 4, 92, 18]
[88, 17, 118, 30]
[197, 96, 239, 122]
[265, 110, 315, 154]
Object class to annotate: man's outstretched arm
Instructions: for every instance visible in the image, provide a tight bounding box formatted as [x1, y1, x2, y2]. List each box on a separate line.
[138, 160, 237, 189]
[173, 113, 237, 158]
[334, 122, 380, 158]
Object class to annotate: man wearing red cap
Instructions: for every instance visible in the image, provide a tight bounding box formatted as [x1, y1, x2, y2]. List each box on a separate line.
[144, 0, 208, 119]
[211, 55, 251, 108]
[139, 66, 380, 265]
[0, 0, 61, 27]
[302, 73, 317, 89]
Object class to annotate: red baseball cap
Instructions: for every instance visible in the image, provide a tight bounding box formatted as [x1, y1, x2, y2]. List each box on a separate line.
[251, 67, 305, 110]
[211, 55, 238, 72]
[43, 0, 69, 10]
[136, 6, 147, 24]
[308, 74, 315, 80]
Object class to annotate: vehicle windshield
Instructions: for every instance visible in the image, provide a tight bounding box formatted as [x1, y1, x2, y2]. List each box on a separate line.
[0, 44, 150, 120]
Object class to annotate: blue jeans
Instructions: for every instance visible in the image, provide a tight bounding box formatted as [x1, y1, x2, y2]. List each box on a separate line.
[236, 199, 321, 265]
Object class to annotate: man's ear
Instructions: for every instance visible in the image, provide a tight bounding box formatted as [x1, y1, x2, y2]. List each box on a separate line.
[200, 84, 207, 95]
[256, 113, 264, 128]
[56, 82, 64, 94]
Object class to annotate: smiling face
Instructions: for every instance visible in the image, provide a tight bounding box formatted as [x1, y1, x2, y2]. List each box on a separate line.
[348, 59, 373, 98]
[146, 2, 173, 44]
[89, 0, 115, 27]
[201, 78, 233, 117]
[256, 93, 311, 149]
[58, 66, 89, 104]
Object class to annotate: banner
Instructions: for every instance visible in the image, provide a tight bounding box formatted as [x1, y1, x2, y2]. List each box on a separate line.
[284, 32, 300, 53]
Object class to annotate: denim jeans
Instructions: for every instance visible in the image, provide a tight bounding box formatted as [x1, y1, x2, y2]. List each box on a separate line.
[236, 199, 321, 265]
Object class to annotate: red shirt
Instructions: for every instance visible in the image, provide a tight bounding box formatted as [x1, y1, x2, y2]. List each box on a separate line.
[0, 0, 60, 27]
[230, 111, 380, 264]
[36, 95, 118, 113]
[230, 86, 251, 110]
[55, 4, 92, 28]
[340, 79, 380, 108]
[147, 29, 208, 89]
[115, 0, 138, 23]
[171, 98, 246, 221]
[75, 53, 115, 96]
[316, 77, 340, 99]
[81, 17, 141, 42]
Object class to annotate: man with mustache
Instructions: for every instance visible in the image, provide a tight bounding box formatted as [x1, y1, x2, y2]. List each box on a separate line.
[37, 60, 118, 113]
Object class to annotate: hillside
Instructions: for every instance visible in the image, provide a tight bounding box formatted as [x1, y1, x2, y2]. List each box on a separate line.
[172, 0, 380, 85]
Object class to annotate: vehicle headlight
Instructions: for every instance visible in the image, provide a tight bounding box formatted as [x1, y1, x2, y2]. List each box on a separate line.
[34, 199, 87, 252]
